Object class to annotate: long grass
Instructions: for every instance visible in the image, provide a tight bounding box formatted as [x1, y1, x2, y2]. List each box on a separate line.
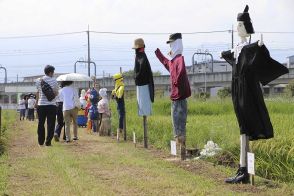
[0, 110, 17, 194]
[110, 97, 294, 183]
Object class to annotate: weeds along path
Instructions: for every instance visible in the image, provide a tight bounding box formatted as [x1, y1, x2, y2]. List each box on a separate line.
[5, 120, 293, 196]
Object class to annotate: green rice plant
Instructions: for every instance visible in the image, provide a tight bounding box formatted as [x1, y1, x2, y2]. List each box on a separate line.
[110, 98, 294, 183]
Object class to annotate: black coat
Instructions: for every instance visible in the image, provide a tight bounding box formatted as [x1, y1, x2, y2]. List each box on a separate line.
[134, 51, 154, 102]
[222, 42, 289, 141]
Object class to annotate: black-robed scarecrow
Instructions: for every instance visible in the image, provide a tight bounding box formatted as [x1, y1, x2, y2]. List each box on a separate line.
[132, 38, 154, 148]
[221, 5, 289, 184]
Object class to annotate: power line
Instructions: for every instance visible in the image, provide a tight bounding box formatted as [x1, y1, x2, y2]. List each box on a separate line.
[0, 49, 86, 56]
[255, 31, 294, 34]
[0, 30, 293, 40]
[90, 30, 231, 35]
[0, 31, 85, 39]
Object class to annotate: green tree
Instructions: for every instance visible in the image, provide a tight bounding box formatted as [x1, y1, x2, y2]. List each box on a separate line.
[217, 87, 231, 99]
[285, 80, 293, 96]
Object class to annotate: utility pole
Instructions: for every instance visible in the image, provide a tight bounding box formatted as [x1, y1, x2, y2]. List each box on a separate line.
[231, 25, 234, 49]
[87, 26, 91, 77]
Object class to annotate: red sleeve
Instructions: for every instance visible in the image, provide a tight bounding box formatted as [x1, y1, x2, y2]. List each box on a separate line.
[175, 57, 186, 86]
[155, 48, 170, 72]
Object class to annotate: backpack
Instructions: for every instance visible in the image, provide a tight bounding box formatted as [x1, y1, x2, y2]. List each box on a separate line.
[40, 79, 56, 101]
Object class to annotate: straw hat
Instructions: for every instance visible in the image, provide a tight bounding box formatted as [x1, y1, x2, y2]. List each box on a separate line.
[132, 38, 145, 49]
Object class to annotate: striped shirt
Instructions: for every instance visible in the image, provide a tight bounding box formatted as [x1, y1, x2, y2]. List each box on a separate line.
[35, 75, 59, 106]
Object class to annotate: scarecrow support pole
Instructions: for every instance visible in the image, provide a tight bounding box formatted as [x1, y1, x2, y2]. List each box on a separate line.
[123, 112, 126, 141]
[249, 141, 255, 186]
[143, 116, 148, 148]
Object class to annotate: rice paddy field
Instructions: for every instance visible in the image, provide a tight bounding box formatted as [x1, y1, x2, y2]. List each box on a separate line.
[110, 97, 294, 183]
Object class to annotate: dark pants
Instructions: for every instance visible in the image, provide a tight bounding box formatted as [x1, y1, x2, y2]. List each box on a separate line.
[116, 99, 125, 129]
[28, 108, 35, 120]
[20, 109, 26, 120]
[54, 102, 64, 138]
[37, 105, 57, 145]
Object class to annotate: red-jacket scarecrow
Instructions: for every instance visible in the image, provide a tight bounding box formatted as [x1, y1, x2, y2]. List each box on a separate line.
[155, 33, 191, 160]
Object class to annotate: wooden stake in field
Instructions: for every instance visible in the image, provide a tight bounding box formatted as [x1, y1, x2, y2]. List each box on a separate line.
[123, 112, 127, 141]
[247, 150, 255, 186]
[143, 116, 148, 148]
[133, 131, 136, 147]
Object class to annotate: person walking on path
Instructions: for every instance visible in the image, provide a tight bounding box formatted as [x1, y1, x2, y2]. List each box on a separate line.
[27, 95, 36, 121]
[35, 65, 59, 146]
[155, 33, 191, 160]
[111, 73, 125, 141]
[59, 81, 79, 143]
[18, 95, 26, 121]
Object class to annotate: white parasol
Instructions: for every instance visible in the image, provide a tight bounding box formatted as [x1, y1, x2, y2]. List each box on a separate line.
[56, 73, 93, 82]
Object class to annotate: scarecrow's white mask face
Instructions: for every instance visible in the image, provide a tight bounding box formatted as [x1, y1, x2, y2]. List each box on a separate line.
[237, 21, 250, 38]
[168, 39, 183, 58]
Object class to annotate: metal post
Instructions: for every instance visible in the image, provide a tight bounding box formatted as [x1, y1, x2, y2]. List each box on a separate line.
[0, 65, 7, 84]
[143, 116, 148, 148]
[204, 62, 207, 93]
[192, 53, 196, 74]
[102, 71, 105, 87]
[87, 28, 91, 77]
[231, 25, 234, 49]
[74, 60, 96, 78]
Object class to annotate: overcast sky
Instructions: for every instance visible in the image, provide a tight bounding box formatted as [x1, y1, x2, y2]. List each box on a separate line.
[0, 0, 293, 82]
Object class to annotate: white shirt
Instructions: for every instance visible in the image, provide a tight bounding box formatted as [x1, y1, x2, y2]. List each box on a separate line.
[55, 89, 63, 103]
[35, 75, 59, 106]
[28, 98, 36, 109]
[18, 99, 26, 110]
[98, 97, 110, 116]
[60, 85, 79, 111]
[233, 41, 248, 64]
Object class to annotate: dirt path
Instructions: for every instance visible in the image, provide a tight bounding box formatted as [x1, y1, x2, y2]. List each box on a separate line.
[4, 120, 293, 196]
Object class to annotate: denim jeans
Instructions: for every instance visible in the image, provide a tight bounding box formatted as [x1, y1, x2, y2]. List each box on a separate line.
[91, 120, 98, 132]
[116, 98, 125, 129]
[20, 109, 26, 119]
[171, 99, 187, 138]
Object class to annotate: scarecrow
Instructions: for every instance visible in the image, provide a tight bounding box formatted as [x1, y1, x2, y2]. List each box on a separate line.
[111, 73, 125, 141]
[132, 38, 154, 148]
[221, 5, 289, 183]
[155, 33, 191, 160]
